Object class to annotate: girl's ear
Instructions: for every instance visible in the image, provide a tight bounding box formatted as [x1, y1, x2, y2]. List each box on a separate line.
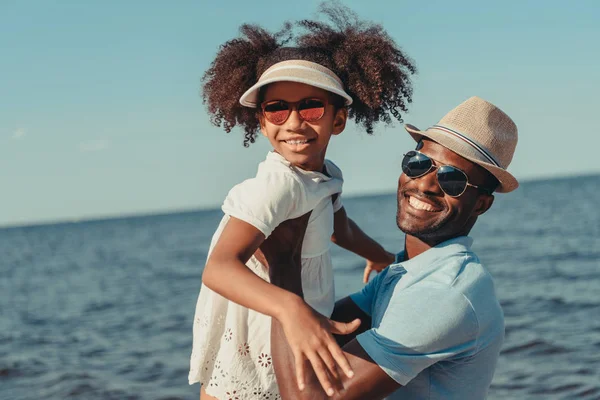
[332, 107, 347, 136]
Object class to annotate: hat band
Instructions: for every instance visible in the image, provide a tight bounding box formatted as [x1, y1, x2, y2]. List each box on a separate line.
[260, 63, 344, 88]
[429, 124, 501, 167]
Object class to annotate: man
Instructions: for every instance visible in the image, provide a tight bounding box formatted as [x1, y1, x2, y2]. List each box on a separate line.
[272, 96, 518, 399]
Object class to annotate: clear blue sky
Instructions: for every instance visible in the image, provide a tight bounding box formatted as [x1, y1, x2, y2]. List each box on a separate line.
[1, 0, 599, 226]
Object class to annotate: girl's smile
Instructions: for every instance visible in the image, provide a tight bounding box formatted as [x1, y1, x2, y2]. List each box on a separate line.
[259, 81, 347, 172]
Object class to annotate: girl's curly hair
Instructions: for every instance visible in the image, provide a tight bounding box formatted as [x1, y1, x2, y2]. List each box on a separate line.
[202, 2, 416, 147]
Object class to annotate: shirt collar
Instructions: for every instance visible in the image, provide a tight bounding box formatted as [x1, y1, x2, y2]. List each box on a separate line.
[265, 151, 333, 182]
[392, 236, 474, 271]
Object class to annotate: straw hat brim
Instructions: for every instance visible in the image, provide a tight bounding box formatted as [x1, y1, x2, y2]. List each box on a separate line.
[404, 124, 519, 193]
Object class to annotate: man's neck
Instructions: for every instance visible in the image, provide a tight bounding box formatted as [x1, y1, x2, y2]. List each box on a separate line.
[404, 235, 434, 260]
[404, 234, 461, 260]
[403, 219, 475, 260]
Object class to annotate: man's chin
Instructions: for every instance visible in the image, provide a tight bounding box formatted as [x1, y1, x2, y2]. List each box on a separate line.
[397, 212, 447, 239]
[398, 224, 437, 238]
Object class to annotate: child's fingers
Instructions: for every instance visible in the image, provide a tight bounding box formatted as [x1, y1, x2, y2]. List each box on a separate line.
[294, 349, 306, 391]
[327, 339, 355, 379]
[318, 347, 339, 381]
[306, 351, 335, 396]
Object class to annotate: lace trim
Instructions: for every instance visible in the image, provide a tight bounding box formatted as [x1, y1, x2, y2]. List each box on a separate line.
[192, 317, 280, 399]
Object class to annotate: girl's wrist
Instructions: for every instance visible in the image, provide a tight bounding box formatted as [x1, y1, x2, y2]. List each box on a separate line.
[273, 291, 304, 322]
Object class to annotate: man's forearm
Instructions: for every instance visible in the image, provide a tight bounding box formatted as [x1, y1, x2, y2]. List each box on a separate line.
[273, 297, 375, 399]
[273, 322, 399, 400]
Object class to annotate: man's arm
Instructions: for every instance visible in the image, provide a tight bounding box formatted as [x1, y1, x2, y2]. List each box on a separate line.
[330, 297, 371, 347]
[272, 296, 395, 400]
[273, 285, 482, 399]
[272, 320, 401, 400]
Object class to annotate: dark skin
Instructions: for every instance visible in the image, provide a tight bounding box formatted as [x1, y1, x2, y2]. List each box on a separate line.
[273, 138, 496, 399]
[397, 139, 495, 259]
[201, 208, 393, 400]
[200, 82, 394, 400]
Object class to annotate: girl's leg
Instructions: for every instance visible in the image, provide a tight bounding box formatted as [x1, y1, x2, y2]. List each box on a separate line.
[200, 386, 219, 400]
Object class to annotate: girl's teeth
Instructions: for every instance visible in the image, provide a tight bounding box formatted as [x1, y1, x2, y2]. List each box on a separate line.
[409, 196, 438, 212]
[287, 140, 308, 145]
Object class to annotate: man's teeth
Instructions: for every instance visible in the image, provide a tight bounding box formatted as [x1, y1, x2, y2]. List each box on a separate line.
[286, 140, 309, 145]
[409, 196, 439, 212]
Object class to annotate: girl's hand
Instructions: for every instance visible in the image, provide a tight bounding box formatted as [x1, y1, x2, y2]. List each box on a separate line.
[277, 297, 361, 396]
[362, 251, 395, 283]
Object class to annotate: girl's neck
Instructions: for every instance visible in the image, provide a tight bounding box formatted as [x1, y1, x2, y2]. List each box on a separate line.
[273, 151, 327, 174]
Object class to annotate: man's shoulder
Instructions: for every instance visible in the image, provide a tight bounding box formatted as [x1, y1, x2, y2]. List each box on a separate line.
[448, 253, 504, 340]
[447, 252, 499, 304]
[414, 248, 481, 288]
[399, 249, 503, 336]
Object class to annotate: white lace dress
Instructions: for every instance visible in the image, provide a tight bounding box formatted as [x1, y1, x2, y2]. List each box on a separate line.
[189, 152, 344, 399]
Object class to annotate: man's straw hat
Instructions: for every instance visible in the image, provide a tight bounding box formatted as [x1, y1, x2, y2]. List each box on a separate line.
[405, 96, 518, 193]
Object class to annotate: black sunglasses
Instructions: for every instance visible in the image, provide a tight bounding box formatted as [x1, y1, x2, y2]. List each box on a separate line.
[401, 151, 491, 197]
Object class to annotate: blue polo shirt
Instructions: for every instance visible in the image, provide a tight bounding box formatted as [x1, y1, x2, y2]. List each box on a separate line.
[350, 236, 504, 400]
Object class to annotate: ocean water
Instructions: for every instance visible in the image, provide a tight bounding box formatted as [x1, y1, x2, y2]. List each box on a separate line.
[1, 174, 599, 400]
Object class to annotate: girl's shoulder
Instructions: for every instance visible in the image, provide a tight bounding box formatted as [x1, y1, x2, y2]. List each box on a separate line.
[231, 168, 303, 204]
[225, 154, 306, 210]
[221, 156, 308, 237]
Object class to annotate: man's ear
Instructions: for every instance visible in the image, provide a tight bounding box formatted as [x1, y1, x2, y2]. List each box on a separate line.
[258, 113, 268, 137]
[332, 107, 347, 136]
[474, 193, 494, 216]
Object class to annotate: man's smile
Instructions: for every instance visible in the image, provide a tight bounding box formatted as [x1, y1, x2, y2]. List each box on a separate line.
[403, 192, 444, 215]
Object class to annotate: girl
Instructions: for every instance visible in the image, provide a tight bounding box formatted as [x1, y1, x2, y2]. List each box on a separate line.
[189, 4, 416, 399]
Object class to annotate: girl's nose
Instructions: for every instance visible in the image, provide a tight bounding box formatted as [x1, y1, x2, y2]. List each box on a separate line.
[285, 109, 303, 131]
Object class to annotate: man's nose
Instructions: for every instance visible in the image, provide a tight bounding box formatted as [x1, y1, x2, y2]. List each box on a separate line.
[413, 169, 442, 195]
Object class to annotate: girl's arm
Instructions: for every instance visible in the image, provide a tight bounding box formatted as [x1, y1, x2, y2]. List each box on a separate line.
[203, 216, 360, 395]
[203, 216, 292, 318]
[331, 207, 395, 283]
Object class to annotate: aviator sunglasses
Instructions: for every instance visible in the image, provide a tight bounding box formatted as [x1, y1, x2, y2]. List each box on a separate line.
[261, 98, 327, 125]
[402, 150, 492, 197]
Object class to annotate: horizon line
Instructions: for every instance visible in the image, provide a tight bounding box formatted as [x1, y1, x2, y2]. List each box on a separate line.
[1, 171, 598, 231]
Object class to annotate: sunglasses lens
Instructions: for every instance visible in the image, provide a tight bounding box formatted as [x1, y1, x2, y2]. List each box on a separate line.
[402, 151, 433, 177]
[263, 101, 290, 125]
[298, 99, 325, 122]
[437, 165, 468, 196]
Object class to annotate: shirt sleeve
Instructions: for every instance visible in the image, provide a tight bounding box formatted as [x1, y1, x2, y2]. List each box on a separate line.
[221, 172, 303, 238]
[325, 159, 343, 212]
[348, 268, 389, 317]
[356, 286, 479, 385]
